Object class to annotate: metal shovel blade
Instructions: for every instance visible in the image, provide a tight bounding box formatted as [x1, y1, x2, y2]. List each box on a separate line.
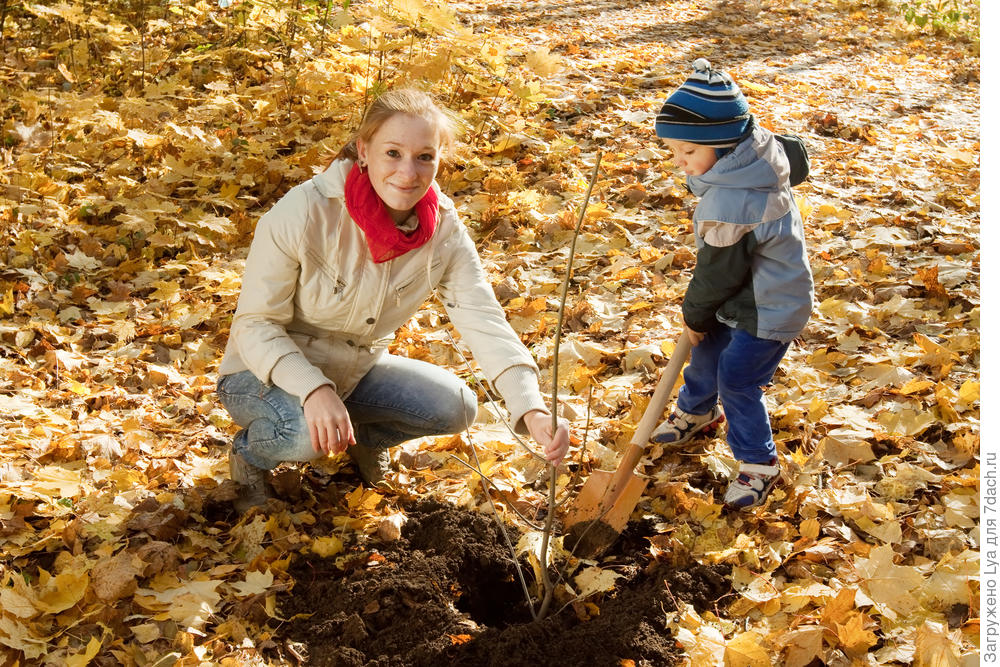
[562, 334, 692, 558]
[563, 469, 648, 557]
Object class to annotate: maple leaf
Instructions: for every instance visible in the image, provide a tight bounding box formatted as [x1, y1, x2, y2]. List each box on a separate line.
[64, 249, 102, 272]
[573, 566, 622, 597]
[0, 583, 36, 621]
[30, 465, 85, 498]
[345, 485, 384, 512]
[818, 435, 875, 466]
[923, 549, 978, 610]
[958, 380, 979, 404]
[230, 569, 275, 597]
[724, 631, 770, 667]
[516, 530, 569, 596]
[778, 626, 825, 667]
[670, 604, 727, 665]
[915, 265, 949, 301]
[130, 623, 160, 644]
[187, 213, 236, 236]
[0, 615, 48, 659]
[836, 613, 879, 657]
[135, 578, 223, 630]
[941, 490, 978, 529]
[914, 621, 963, 666]
[126, 128, 165, 149]
[853, 545, 925, 619]
[525, 47, 562, 77]
[912, 332, 960, 377]
[62, 636, 103, 667]
[821, 587, 858, 628]
[91, 551, 144, 602]
[311, 535, 345, 558]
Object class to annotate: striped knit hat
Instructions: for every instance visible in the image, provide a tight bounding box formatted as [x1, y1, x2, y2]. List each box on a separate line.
[654, 59, 751, 146]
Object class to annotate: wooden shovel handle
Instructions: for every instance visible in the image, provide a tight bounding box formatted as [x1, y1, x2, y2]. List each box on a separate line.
[608, 334, 693, 487]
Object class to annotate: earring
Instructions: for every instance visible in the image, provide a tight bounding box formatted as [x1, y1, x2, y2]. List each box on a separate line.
[357, 158, 367, 172]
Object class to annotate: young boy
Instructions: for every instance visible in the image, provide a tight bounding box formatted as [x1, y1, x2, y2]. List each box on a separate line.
[650, 59, 814, 510]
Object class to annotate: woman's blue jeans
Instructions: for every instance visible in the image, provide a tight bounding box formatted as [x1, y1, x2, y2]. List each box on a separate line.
[217, 354, 478, 470]
[676, 326, 790, 464]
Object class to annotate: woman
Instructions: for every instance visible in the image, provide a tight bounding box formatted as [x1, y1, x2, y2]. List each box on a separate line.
[217, 88, 570, 512]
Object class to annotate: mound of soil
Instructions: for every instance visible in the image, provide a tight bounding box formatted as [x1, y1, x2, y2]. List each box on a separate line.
[279, 501, 730, 666]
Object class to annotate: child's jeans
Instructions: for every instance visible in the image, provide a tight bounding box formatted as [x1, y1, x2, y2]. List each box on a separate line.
[217, 354, 478, 471]
[676, 325, 790, 464]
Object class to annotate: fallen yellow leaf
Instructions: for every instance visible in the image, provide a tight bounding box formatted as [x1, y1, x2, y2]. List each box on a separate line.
[0, 584, 37, 619]
[32, 465, 84, 498]
[131, 623, 161, 643]
[899, 379, 934, 395]
[346, 486, 384, 512]
[724, 631, 770, 667]
[778, 626, 824, 667]
[836, 613, 878, 656]
[0, 615, 48, 659]
[914, 620, 962, 666]
[64, 635, 102, 667]
[821, 587, 856, 627]
[231, 569, 275, 597]
[807, 397, 828, 421]
[799, 519, 820, 540]
[35, 569, 89, 614]
[574, 566, 622, 597]
[854, 545, 924, 617]
[958, 380, 979, 403]
[311, 535, 345, 558]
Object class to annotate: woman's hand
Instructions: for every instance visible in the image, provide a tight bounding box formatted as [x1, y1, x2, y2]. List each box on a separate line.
[303, 385, 356, 455]
[522, 410, 570, 466]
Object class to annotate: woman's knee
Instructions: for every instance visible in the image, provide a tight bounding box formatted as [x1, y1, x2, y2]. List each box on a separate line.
[423, 383, 477, 435]
[225, 383, 316, 463]
[274, 416, 319, 462]
[218, 371, 302, 427]
[397, 363, 477, 434]
[439, 384, 478, 434]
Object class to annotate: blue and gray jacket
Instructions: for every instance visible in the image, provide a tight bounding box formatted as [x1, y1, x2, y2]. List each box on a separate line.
[682, 126, 814, 342]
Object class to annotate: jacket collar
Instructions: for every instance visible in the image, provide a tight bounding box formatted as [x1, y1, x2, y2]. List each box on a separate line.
[688, 126, 789, 195]
[688, 127, 795, 226]
[311, 158, 353, 199]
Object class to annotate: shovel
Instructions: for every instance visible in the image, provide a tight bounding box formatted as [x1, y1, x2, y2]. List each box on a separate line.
[564, 333, 692, 557]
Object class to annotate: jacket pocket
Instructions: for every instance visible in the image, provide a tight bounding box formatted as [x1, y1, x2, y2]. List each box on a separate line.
[393, 259, 443, 299]
[304, 247, 346, 292]
[299, 247, 349, 313]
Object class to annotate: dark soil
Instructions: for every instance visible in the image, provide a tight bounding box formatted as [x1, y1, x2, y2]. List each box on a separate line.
[278, 500, 730, 667]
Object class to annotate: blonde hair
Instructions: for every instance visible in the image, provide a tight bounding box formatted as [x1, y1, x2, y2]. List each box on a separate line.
[336, 88, 460, 162]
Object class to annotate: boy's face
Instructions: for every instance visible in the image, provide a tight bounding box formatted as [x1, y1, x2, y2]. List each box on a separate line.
[663, 139, 717, 177]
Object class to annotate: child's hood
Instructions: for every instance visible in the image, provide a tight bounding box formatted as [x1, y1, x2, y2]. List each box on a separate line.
[687, 127, 796, 226]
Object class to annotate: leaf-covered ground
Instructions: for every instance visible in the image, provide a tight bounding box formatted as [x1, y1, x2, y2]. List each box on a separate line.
[0, 0, 980, 664]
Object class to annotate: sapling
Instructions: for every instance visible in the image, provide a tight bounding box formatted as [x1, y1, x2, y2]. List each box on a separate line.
[536, 150, 601, 620]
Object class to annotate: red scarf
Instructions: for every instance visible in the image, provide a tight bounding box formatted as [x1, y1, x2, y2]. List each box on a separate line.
[344, 163, 438, 263]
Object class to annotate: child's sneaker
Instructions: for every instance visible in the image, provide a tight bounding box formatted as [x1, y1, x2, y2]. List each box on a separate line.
[651, 405, 724, 445]
[723, 459, 780, 510]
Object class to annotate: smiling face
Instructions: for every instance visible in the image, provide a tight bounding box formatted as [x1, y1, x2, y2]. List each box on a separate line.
[663, 139, 718, 176]
[357, 113, 441, 223]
